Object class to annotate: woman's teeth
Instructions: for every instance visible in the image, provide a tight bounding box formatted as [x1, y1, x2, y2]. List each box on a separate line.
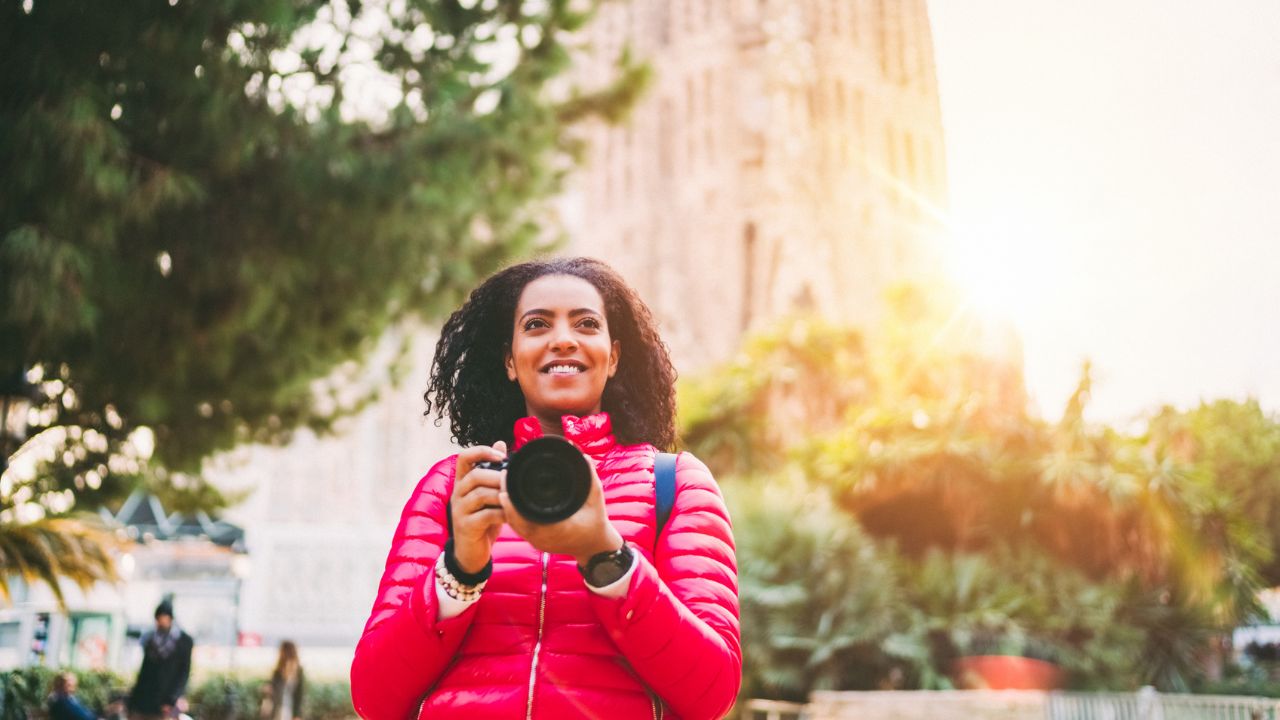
[547, 365, 583, 375]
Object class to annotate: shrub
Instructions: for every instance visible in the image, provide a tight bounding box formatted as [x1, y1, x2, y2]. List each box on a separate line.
[187, 675, 354, 720]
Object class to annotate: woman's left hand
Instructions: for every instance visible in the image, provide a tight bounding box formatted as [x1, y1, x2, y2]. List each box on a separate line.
[499, 457, 623, 566]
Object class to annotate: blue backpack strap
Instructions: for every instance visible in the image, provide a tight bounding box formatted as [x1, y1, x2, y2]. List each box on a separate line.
[654, 451, 678, 539]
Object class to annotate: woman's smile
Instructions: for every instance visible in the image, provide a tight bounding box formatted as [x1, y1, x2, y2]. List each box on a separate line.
[542, 360, 587, 375]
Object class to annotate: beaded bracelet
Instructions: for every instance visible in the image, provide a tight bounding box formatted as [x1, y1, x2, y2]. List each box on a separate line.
[435, 552, 487, 603]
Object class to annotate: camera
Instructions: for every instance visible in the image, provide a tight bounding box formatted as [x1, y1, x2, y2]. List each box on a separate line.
[475, 436, 591, 524]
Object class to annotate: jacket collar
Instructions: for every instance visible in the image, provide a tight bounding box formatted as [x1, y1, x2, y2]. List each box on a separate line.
[513, 412, 617, 456]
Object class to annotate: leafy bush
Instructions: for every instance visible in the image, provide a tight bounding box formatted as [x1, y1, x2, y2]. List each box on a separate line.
[187, 675, 354, 720]
[729, 473, 899, 700]
[691, 310, 1280, 698]
[188, 674, 265, 720]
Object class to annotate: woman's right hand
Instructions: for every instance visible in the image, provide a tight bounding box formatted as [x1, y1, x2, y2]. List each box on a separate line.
[450, 442, 509, 574]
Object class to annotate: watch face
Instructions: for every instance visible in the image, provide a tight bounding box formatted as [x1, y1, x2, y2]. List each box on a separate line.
[586, 544, 633, 587]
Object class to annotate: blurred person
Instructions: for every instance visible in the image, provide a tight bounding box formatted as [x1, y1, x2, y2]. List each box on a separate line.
[47, 673, 96, 720]
[126, 600, 193, 720]
[260, 640, 305, 720]
[350, 257, 741, 719]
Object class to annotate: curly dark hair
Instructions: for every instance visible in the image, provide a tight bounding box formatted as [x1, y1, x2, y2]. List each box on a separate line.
[425, 257, 677, 449]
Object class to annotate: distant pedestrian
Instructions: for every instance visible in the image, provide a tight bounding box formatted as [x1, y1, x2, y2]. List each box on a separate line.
[47, 673, 96, 720]
[260, 640, 305, 720]
[126, 600, 193, 720]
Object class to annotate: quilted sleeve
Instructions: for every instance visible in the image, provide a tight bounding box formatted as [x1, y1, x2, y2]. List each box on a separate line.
[350, 456, 476, 720]
[589, 452, 742, 719]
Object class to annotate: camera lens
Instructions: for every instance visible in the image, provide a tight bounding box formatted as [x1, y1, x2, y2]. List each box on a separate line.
[506, 436, 591, 524]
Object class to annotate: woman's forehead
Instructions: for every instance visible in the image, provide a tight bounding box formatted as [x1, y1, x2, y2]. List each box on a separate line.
[515, 274, 605, 314]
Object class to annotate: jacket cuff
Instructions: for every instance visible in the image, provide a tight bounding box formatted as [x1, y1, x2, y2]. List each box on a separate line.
[411, 561, 478, 639]
[588, 553, 677, 641]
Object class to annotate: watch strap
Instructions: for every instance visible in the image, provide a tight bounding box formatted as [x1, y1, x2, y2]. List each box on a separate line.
[443, 538, 493, 586]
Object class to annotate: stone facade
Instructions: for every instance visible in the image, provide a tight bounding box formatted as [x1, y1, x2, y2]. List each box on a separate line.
[561, 0, 947, 368]
[214, 0, 949, 664]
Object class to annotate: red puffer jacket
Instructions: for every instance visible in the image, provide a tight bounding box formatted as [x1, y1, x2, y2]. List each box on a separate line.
[350, 413, 741, 719]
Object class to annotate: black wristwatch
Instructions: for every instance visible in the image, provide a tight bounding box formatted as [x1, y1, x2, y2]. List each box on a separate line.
[579, 542, 635, 588]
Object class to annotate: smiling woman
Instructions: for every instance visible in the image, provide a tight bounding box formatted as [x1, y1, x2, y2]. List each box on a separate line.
[350, 257, 742, 720]
[505, 274, 621, 432]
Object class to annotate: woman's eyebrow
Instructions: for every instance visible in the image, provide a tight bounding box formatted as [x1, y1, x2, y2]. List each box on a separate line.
[519, 307, 603, 320]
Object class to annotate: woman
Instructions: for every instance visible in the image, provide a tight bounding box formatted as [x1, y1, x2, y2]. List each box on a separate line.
[350, 258, 740, 719]
[261, 641, 305, 720]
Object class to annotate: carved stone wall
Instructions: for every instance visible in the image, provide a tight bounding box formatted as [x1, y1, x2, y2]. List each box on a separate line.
[561, 0, 948, 369]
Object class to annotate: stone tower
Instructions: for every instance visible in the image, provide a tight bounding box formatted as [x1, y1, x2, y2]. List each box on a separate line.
[561, 0, 949, 369]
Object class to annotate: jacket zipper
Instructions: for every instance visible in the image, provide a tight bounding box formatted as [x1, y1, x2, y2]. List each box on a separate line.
[650, 692, 661, 720]
[525, 552, 550, 720]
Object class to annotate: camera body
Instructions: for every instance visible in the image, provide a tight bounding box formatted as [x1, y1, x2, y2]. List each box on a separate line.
[475, 436, 591, 524]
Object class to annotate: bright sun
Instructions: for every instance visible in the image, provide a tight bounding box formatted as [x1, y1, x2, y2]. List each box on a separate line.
[939, 211, 1067, 331]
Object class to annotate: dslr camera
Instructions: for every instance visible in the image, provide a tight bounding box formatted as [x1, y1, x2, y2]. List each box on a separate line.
[475, 436, 591, 524]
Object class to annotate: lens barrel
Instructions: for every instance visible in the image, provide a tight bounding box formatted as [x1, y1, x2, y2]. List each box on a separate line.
[504, 436, 592, 524]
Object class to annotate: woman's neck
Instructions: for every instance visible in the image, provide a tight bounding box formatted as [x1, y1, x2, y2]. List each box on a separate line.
[533, 415, 563, 438]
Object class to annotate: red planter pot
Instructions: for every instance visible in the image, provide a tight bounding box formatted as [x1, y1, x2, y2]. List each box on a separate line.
[951, 655, 1065, 690]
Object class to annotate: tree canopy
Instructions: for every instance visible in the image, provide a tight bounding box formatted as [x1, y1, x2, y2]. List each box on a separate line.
[1, 0, 644, 512]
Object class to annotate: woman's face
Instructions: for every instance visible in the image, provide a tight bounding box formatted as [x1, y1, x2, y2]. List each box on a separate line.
[506, 274, 620, 426]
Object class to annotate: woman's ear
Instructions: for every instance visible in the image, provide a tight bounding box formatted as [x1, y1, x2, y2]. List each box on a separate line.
[505, 349, 517, 382]
[608, 339, 620, 378]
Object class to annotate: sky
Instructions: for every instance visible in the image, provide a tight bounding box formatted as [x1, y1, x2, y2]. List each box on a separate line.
[926, 1, 1280, 424]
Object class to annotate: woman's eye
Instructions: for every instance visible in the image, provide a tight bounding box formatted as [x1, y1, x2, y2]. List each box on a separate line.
[523, 318, 549, 331]
[578, 318, 601, 330]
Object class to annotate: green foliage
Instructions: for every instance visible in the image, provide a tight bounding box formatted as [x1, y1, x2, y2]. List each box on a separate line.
[0, 670, 353, 720]
[0, 0, 643, 504]
[1, 667, 128, 720]
[0, 517, 119, 609]
[678, 315, 872, 476]
[1148, 400, 1280, 586]
[1195, 663, 1280, 698]
[729, 473, 898, 701]
[188, 675, 264, 720]
[188, 674, 353, 720]
[886, 549, 1145, 690]
[688, 301, 1280, 698]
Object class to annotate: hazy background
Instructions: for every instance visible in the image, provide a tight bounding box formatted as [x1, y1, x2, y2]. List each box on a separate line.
[929, 0, 1280, 424]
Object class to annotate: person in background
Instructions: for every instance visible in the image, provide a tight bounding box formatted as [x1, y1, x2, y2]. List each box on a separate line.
[260, 640, 305, 720]
[126, 600, 193, 720]
[48, 672, 97, 720]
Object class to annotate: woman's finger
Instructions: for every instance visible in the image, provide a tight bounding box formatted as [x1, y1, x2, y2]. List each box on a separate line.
[459, 506, 506, 529]
[456, 444, 505, 478]
[460, 486, 502, 514]
[454, 445, 506, 498]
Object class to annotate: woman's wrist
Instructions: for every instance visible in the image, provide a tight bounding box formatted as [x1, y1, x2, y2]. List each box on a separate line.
[445, 538, 493, 584]
[573, 526, 625, 567]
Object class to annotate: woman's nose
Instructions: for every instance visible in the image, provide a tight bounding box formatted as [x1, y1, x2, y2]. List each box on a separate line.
[549, 324, 578, 351]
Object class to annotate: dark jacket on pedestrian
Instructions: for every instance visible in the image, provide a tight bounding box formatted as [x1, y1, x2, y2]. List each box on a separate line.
[47, 692, 96, 720]
[127, 627, 194, 715]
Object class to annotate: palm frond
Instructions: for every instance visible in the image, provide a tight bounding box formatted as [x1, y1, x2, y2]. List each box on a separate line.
[0, 516, 120, 610]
